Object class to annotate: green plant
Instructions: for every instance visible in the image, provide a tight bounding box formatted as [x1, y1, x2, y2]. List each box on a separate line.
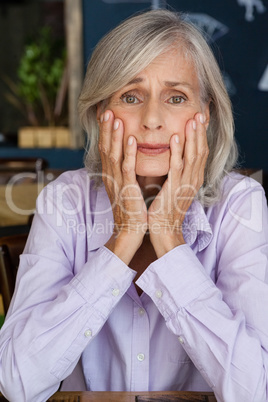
[3, 27, 68, 127]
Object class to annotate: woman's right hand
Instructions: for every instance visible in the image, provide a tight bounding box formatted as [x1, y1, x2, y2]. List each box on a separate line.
[98, 110, 147, 264]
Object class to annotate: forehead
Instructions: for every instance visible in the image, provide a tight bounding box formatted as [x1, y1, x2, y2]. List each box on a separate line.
[131, 48, 199, 88]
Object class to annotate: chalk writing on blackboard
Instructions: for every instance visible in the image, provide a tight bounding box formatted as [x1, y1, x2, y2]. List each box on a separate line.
[258, 65, 268, 91]
[186, 13, 229, 42]
[237, 0, 266, 22]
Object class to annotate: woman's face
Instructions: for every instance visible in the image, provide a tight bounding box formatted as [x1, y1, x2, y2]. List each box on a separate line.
[105, 48, 209, 178]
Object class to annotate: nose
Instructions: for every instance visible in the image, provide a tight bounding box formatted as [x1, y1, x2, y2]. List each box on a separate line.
[141, 100, 164, 131]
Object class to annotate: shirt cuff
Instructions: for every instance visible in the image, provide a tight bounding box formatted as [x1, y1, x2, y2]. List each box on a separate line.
[71, 246, 136, 318]
[136, 244, 215, 321]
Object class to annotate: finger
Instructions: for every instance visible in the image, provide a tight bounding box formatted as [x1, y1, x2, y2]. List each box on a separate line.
[182, 118, 198, 180]
[169, 134, 183, 180]
[122, 135, 137, 185]
[109, 118, 124, 177]
[98, 110, 114, 174]
[151, 134, 182, 215]
[193, 113, 209, 185]
[176, 118, 200, 203]
[167, 134, 184, 208]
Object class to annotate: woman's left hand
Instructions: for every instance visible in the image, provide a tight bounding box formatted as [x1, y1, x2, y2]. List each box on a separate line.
[148, 113, 209, 258]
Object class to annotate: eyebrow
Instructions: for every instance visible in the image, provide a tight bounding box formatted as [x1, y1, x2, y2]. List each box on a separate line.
[126, 77, 194, 90]
[164, 81, 193, 89]
[127, 77, 144, 85]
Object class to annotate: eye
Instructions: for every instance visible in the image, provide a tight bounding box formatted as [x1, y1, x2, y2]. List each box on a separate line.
[120, 93, 140, 104]
[167, 96, 186, 104]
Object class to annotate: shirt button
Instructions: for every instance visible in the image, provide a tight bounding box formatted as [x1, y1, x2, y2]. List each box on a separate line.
[139, 308, 145, 316]
[137, 353, 145, 362]
[155, 290, 162, 298]
[178, 336, 184, 344]
[84, 329, 92, 338]
[112, 288, 120, 296]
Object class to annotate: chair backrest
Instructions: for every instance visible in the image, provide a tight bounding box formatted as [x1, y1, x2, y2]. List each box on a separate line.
[0, 157, 47, 172]
[0, 157, 48, 185]
[0, 233, 28, 314]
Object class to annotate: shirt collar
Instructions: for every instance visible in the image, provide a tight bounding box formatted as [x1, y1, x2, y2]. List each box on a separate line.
[88, 186, 213, 253]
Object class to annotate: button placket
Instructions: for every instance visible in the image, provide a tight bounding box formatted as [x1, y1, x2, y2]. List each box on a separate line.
[130, 304, 150, 390]
[137, 353, 145, 362]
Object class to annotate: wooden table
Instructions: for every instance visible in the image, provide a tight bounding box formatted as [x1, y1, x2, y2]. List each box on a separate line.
[49, 391, 217, 401]
[0, 391, 216, 401]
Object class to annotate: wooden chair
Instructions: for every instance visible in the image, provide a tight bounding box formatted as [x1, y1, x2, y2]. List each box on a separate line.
[0, 157, 48, 185]
[0, 233, 28, 314]
[0, 157, 48, 172]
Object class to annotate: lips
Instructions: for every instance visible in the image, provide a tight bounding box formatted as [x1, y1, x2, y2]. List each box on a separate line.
[137, 143, 170, 155]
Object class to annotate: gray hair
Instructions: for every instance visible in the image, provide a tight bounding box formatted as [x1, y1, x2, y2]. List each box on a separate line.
[78, 9, 238, 206]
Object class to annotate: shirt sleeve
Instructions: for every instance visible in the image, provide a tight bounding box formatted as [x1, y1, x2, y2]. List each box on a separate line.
[0, 180, 135, 402]
[137, 180, 268, 402]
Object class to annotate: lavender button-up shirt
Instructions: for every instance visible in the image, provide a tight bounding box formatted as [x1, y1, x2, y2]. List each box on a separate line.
[0, 169, 268, 402]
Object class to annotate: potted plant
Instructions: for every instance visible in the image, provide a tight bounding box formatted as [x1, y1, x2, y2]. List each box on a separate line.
[3, 27, 70, 148]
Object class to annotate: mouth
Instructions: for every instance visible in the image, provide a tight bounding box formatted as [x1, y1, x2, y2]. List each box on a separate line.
[137, 143, 170, 155]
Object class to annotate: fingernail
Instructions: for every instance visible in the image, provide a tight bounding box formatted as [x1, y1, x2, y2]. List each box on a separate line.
[199, 114, 205, 124]
[128, 136, 133, 146]
[104, 111, 109, 122]
[114, 120, 119, 130]
[175, 135, 179, 143]
[192, 120, 197, 130]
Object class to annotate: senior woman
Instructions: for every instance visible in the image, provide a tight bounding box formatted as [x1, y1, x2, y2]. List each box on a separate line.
[1, 9, 268, 402]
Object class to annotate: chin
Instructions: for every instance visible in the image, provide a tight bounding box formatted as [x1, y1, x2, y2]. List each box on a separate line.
[135, 160, 169, 177]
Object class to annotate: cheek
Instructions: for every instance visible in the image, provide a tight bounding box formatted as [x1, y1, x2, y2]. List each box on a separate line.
[168, 122, 185, 147]
[119, 117, 137, 146]
[168, 114, 191, 146]
[109, 107, 135, 135]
